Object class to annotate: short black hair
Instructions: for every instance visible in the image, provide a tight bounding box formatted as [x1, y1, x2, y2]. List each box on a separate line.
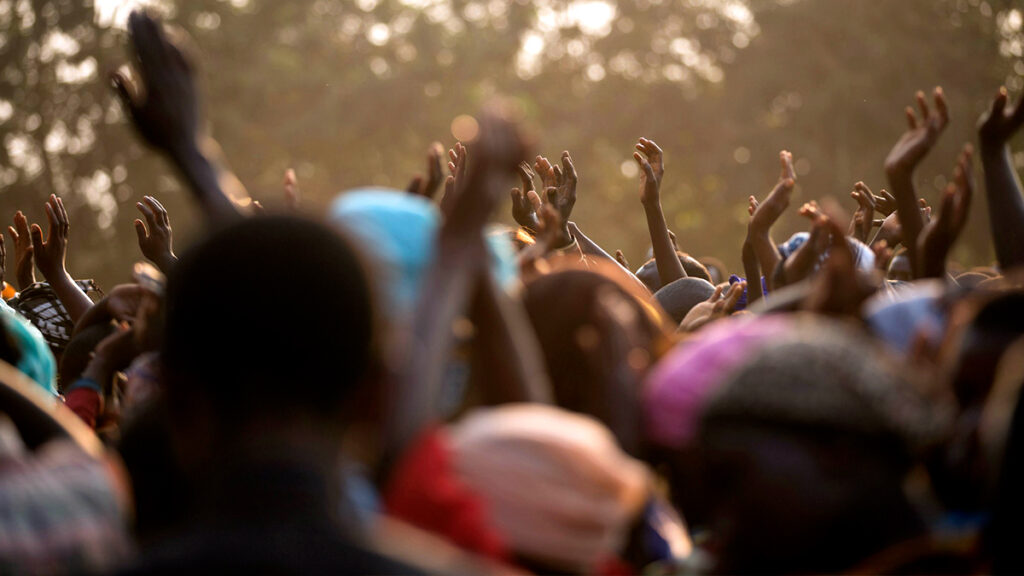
[161, 215, 377, 426]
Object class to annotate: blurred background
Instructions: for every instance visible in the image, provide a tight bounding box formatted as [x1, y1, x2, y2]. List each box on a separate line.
[1, 0, 1022, 287]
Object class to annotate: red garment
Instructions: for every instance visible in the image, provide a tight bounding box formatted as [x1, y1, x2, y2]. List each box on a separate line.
[383, 427, 508, 562]
[64, 388, 100, 429]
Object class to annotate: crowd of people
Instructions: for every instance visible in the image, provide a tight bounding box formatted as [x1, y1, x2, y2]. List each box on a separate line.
[2, 9, 1024, 574]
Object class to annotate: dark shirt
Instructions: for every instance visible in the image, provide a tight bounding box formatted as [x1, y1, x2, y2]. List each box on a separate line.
[120, 458, 425, 575]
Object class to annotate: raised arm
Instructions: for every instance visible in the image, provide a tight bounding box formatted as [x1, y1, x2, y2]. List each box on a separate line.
[388, 104, 532, 465]
[917, 145, 974, 279]
[134, 196, 177, 273]
[533, 151, 578, 249]
[884, 87, 949, 277]
[7, 211, 36, 290]
[467, 269, 552, 406]
[977, 86, 1024, 269]
[635, 137, 686, 286]
[112, 11, 248, 227]
[747, 150, 797, 290]
[29, 195, 93, 323]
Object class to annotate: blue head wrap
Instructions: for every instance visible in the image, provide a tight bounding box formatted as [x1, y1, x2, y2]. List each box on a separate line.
[329, 188, 517, 320]
[0, 299, 58, 395]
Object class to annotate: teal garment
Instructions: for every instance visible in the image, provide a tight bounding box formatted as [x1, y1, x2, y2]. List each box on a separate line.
[0, 299, 58, 396]
[329, 188, 518, 320]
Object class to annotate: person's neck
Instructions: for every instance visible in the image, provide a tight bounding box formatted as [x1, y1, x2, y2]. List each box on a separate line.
[193, 419, 356, 534]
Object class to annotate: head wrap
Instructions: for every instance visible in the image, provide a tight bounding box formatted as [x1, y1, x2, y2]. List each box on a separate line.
[329, 189, 517, 320]
[778, 233, 875, 274]
[447, 404, 650, 572]
[0, 299, 58, 395]
[701, 315, 952, 454]
[643, 315, 792, 449]
[863, 279, 947, 355]
[7, 280, 102, 358]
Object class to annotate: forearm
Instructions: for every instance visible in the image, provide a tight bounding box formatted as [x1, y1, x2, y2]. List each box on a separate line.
[642, 200, 686, 286]
[45, 270, 93, 324]
[747, 228, 780, 291]
[389, 242, 480, 461]
[886, 168, 924, 277]
[468, 271, 552, 405]
[171, 139, 247, 227]
[980, 143, 1024, 268]
[741, 237, 764, 305]
[73, 299, 112, 336]
[568, 223, 651, 295]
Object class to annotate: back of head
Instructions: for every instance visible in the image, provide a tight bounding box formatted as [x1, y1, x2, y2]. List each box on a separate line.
[448, 404, 650, 573]
[162, 215, 377, 428]
[522, 268, 667, 446]
[60, 322, 117, 387]
[695, 317, 951, 573]
[653, 277, 716, 325]
[635, 253, 712, 292]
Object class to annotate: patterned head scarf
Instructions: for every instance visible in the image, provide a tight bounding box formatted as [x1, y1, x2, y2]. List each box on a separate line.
[7, 280, 102, 359]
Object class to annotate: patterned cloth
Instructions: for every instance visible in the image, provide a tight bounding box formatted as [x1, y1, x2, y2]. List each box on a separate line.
[0, 415, 132, 574]
[7, 280, 102, 359]
[0, 299, 58, 396]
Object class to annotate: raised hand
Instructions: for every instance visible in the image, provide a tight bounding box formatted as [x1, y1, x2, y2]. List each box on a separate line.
[871, 198, 931, 249]
[802, 208, 877, 317]
[407, 143, 445, 200]
[439, 142, 467, 217]
[884, 87, 949, 175]
[615, 250, 630, 269]
[442, 106, 527, 242]
[635, 137, 664, 186]
[748, 150, 796, 289]
[510, 162, 542, 231]
[779, 201, 830, 287]
[134, 195, 176, 273]
[917, 144, 974, 278]
[283, 168, 300, 210]
[7, 211, 36, 289]
[848, 182, 876, 243]
[537, 151, 578, 229]
[979, 86, 1024, 148]
[871, 187, 897, 216]
[750, 150, 796, 232]
[113, 10, 247, 224]
[111, 12, 199, 155]
[510, 189, 542, 232]
[885, 87, 948, 277]
[634, 148, 660, 206]
[29, 194, 70, 282]
[635, 137, 685, 286]
[28, 195, 92, 322]
[977, 86, 1024, 269]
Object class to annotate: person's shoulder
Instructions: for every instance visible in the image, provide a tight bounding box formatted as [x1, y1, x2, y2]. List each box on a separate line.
[119, 526, 428, 576]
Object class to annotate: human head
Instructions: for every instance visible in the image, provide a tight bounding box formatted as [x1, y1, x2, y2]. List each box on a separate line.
[635, 252, 712, 292]
[693, 318, 950, 573]
[522, 264, 671, 452]
[162, 215, 378, 436]
[652, 277, 716, 325]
